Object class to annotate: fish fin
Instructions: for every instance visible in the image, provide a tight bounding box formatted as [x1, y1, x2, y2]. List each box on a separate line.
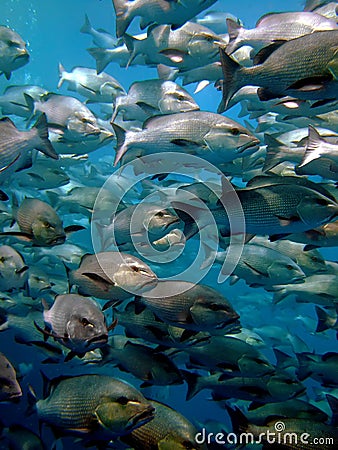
[33, 113, 59, 160]
[4, 71, 11, 80]
[274, 214, 300, 227]
[226, 18, 241, 43]
[134, 297, 146, 315]
[287, 75, 332, 92]
[82, 272, 114, 291]
[157, 64, 178, 81]
[112, 123, 127, 166]
[217, 46, 242, 112]
[263, 134, 285, 171]
[298, 126, 324, 168]
[257, 87, 281, 101]
[226, 406, 249, 434]
[0, 231, 33, 242]
[64, 351, 79, 362]
[328, 53, 338, 79]
[179, 329, 198, 342]
[274, 349, 294, 370]
[135, 101, 158, 115]
[122, 33, 139, 68]
[181, 370, 201, 401]
[170, 138, 200, 149]
[326, 394, 338, 427]
[87, 47, 112, 74]
[113, 0, 131, 37]
[102, 300, 121, 310]
[0, 189, 8, 201]
[64, 225, 86, 234]
[243, 260, 268, 277]
[57, 62, 66, 88]
[144, 325, 166, 341]
[140, 381, 153, 389]
[229, 275, 240, 286]
[315, 306, 332, 333]
[194, 80, 210, 94]
[159, 48, 187, 64]
[80, 13, 92, 34]
[253, 40, 287, 65]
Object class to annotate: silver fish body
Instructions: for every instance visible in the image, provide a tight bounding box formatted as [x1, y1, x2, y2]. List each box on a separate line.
[0, 26, 29, 79]
[0, 245, 28, 291]
[0, 352, 22, 402]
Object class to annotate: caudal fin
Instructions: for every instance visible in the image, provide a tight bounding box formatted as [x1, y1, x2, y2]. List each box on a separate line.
[298, 126, 325, 168]
[217, 47, 242, 113]
[80, 13, 92, 35]
[112, 123, 127, 166]
[112, 0, 131, 38]
[87, 47, 113, 74]
[33, 113, 59, 160]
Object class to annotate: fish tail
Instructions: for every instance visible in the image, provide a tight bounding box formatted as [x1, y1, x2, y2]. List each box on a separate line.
[296, 352, 316, 381]
[123, 34, 138, 68]
[226, 405, 250, 435]
[87, 47, 113, 74]
[80, 13, 92, 35]
[298, 126, 323, 168]
[263, 134, 285, 171]
[217, 47, 242, 113]
[23, 93, 36, 125]
[112, 123, 127, 166]
[57, 62, 66, 89]
[315, 306, 332, 332]
[33, 114, 59, 160]
[112, 0, 131, 38]
[182, 370, 202, 401]
[225, 18, 242, 54]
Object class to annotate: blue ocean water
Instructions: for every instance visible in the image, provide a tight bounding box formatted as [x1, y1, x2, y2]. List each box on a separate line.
[0, 0, 337, 449]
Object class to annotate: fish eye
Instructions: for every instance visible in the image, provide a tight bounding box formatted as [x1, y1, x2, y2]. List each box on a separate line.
[43, 221, 52, 228]
[286, 264, 294, 271]
[311, 256, 319, 262]
[0, 377, 11, 387]
[7, 40, 19, 48]
[230, 128, 240, 135]
[130, 265, 140, 272]
[315, 198, 329, 206]
[81, 318, 90, 326]
[116, 396, 129, 405]
[155, 211, 165, 217]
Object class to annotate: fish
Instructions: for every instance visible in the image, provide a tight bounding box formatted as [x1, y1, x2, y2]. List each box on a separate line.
[7, 198, 66, 246]
[68, 251, 158, 301]
[0, 114, 58, 176]
[298, 125, 338, 168]
[121, 399, 207, 449]
[213, 243, 306, 288]
[102, 203, 181, 250]
[58, 63, 126, 104]
[25, 93, 102, 142]
[123, 22, 224, 70]
[0, 84, 49, 117]
[225, 12, 337, 55]
[135, 281, 240, 332]
[218, 30, 338, 112]
[112, 0, 217, 37]
[15, 161, 70, 190]
[0, 26, 29, 79]
[33, 374, 155, 439]
[0, 352, 22, 402]
[296, 352, 338, 386]
[184, 335, 275, 377]
[113, 111, 260, 166]
[80, 13, 120, 48]
[105, 335, 183, 387]
[0, 245, 29, 292]
[36, 294, 114, 360]
[112, 79, 199, 122]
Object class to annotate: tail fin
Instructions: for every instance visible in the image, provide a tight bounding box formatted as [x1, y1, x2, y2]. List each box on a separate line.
[57, 62, 66, 89]
[296, 352, 318, 381]
[225, 18, 242, 54]
[112, 123, 127, 166]
[87, 47, 113, 74]
[112, 0, 131, 37]
[315, 306, 336, 332]
[123, 34, 139, 68]
[263, 134, 285, 171]
[80, 14, 92, 35]
[217, 47, 242, 113]
[33, 114, 59, 160]
[298, 126, 324, 168]
[181, 370, 202, 401]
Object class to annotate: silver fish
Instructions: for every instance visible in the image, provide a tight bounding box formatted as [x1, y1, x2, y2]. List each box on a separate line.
[0, 26, 29, 79]
[112, 0, 217, 37]
[0, 245, 28, 291]
[0, 84, 48, 117]
[0, 352, 22, 402]
[69, 251, 157, 300]
[80, 14, 120, 48]
[58, 63, 126, 104]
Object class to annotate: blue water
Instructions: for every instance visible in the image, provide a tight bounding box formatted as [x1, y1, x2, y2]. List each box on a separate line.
[0, 0, 337, 449]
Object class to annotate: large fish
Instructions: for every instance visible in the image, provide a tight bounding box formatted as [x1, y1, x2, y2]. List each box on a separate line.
[112, 0, 217, 37]
[0, 84, 48, 117]
[136, 280, 240, 332]
[0, 26, 29, 79]
[0, 352, 22, 402]
[121, 399, 207, 449]
[218, 30, 338, 112]
[37, 294, 115, 360]
[113, 111, 260, 166]
[225, 12, 337, 55]
[0, 245, 28, 291]
[0, 114, 58, 175]
[68, 251, 157, 301]
[112, 79, 199, 123]
[34, 374, 155, 439]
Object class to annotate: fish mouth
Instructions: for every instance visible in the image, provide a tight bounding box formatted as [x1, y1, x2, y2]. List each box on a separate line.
[126, 405, 155, 431]
[215, 314, 241, 329]
[237, 139, 260, 154]
[15, 53, 29, 62]
[49, 235, 66, 246]
[86, 333, 109, 346]
[164, 217, 181, 230]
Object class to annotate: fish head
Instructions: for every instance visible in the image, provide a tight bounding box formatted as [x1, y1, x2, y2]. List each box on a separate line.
[113, 256, 158, 295]
[0, 27, 29, 71]
[144, 207, 181, 239]
[268, 260, 306, 284]
[66, 303, 108, 351]
[190, 294, 240, 330]
[0, 354, 22, 402]
[297, 193, 338, 227]
[188, 31, 221, 60]
[94, 394, 155, 436]
[32, 213, 66, 246]
[159, 84, 199, 114]
[67, 112, 101, 139]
